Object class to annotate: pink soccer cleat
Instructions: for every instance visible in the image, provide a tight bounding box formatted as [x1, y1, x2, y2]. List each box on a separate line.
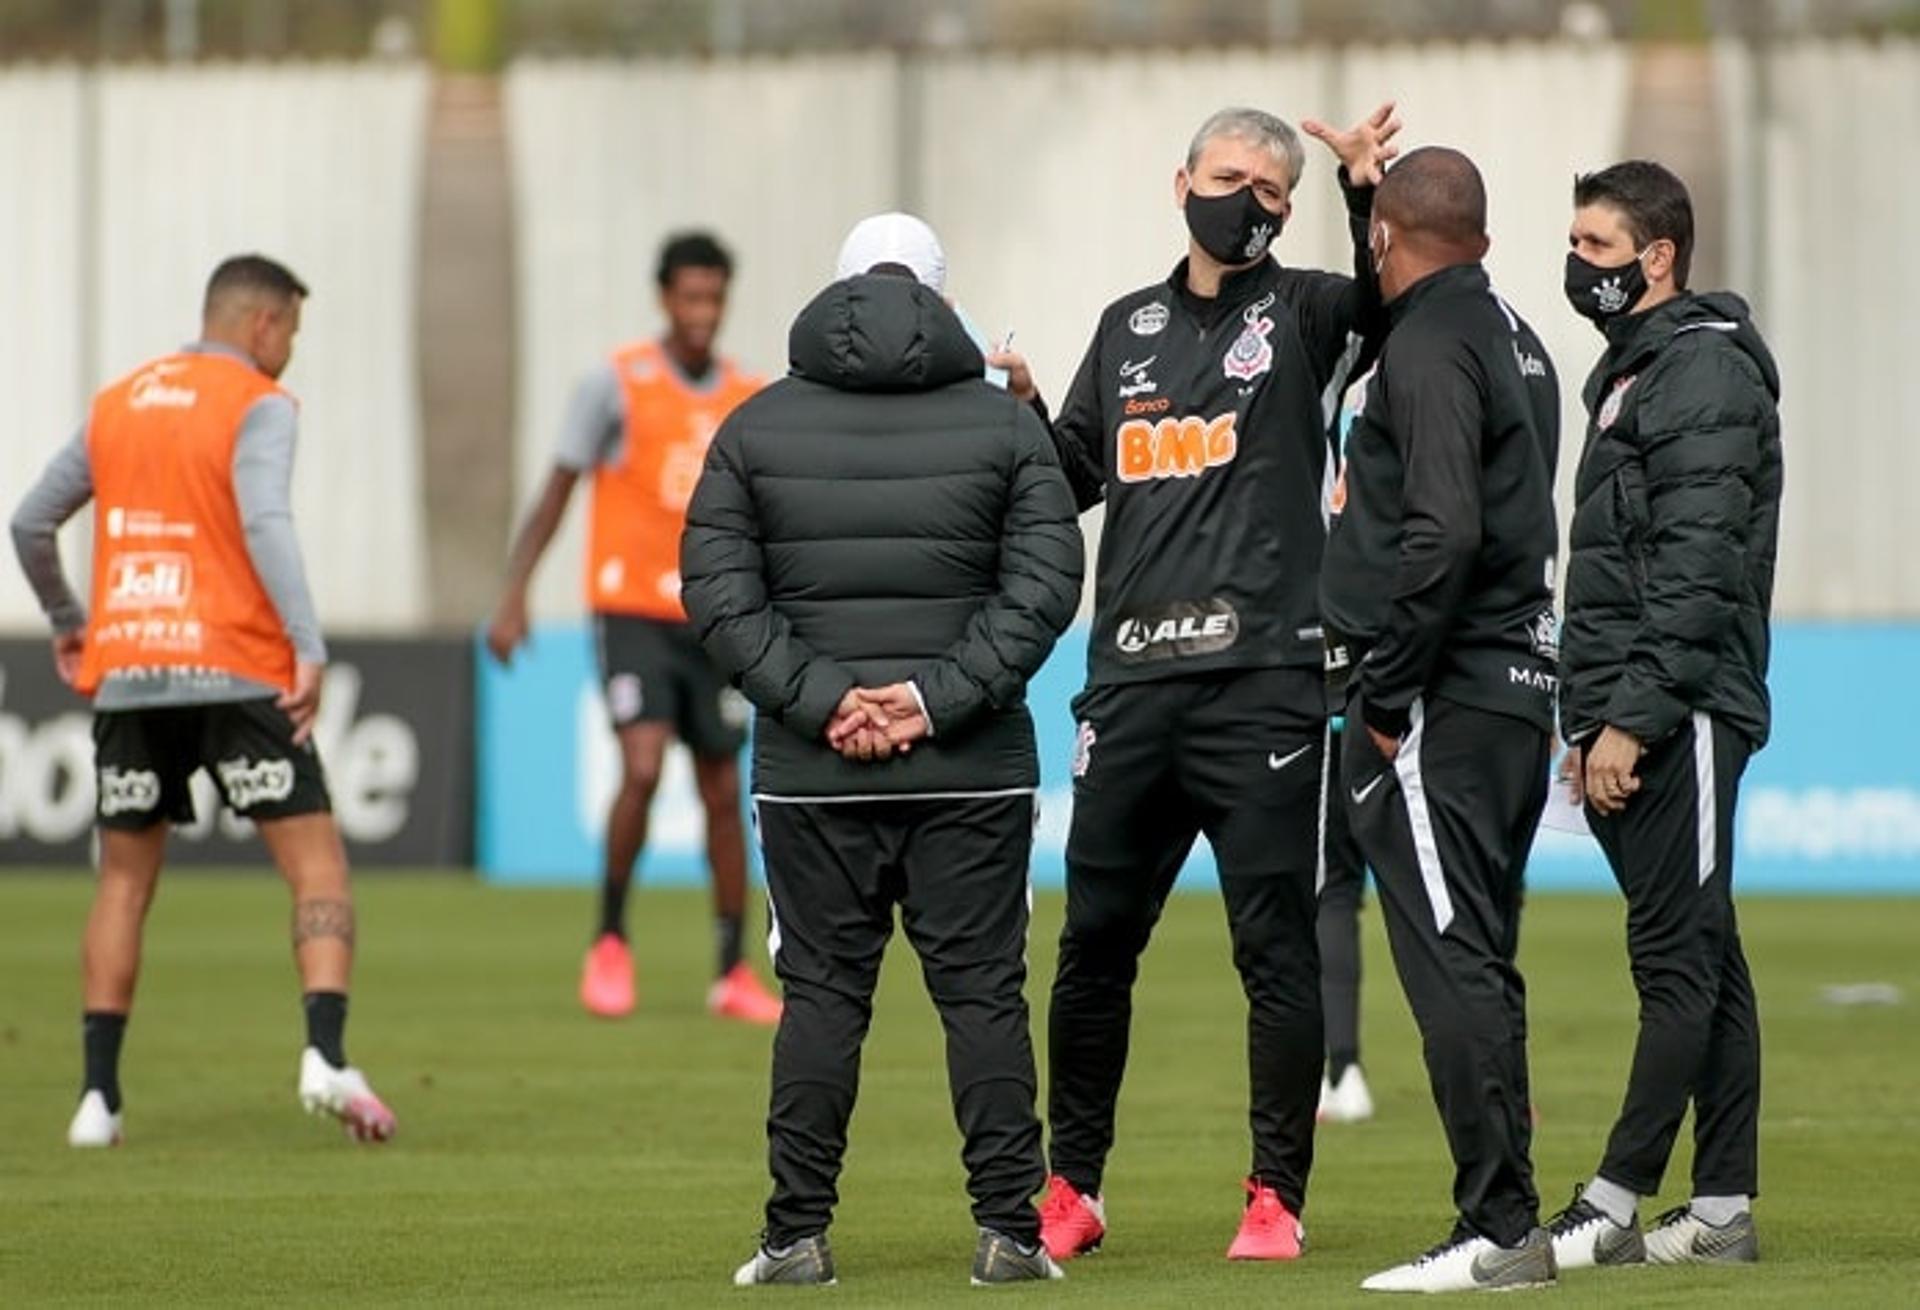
[1226, 1177, 1305, 1260]
[580, 932, 635, 1018]
[1038, 1173, 1107, 1261]
[707, 962, 783, 1025]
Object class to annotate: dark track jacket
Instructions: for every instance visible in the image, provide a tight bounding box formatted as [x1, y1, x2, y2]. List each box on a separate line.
[1041, 170, 1378, 693]
[1321, 263, 1562, 736]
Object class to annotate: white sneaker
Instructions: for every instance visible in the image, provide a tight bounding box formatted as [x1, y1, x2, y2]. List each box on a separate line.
[1643, 1205, 1757, 1264]
[298, 1047, 397, 1142]
[1317, 1065, 1375, 1124]
[1545, 1189, 1645, 1268]
[1360, 1226, 1556, 1293]
[67, 1089, 123, 1148]
[732, 1234, 836, 1286]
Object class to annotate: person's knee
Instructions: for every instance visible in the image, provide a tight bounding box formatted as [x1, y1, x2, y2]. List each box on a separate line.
[619, 754, 663, 802]
[696, 761, 742, 816]
[263, 814, 353, 901]
[1057, 911, 1151, 983]
[95, 864, 160, 913]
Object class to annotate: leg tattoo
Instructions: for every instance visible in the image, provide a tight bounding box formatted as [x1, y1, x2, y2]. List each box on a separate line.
[293, 898, 357, 950]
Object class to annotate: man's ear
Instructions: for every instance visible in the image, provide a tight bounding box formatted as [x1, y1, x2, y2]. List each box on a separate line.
[1174, 167, 1191, 208]
[1645, 237, 1678, 285]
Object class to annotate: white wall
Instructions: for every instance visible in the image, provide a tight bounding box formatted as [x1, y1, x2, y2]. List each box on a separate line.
[0, 69, 87, 633]
[1718, 38, 1920, 618]
[504, 55, 900, 622]
[1, 62, 430, 634]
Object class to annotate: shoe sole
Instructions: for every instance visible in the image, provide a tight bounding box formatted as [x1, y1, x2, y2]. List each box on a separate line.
[709, 1002, 783, 1025]
[303, 1094, 396, 1143]
[1046, 1239, 1101, 1262]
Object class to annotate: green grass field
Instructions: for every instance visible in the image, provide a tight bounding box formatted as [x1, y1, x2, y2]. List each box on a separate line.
[1, 874, 1916, 1306]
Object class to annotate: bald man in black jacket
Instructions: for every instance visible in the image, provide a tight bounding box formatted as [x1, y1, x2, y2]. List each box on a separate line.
[1320, 147, 1562, 1294]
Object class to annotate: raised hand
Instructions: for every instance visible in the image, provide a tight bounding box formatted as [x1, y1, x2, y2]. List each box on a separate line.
[1301, 100, 1404, 187]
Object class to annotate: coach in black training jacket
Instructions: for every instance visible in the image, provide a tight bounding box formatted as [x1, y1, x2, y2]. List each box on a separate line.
[1322, 148, 1562, 1294]
[989, 103, 1402, 1262]
[683, 220, 1082, 1287]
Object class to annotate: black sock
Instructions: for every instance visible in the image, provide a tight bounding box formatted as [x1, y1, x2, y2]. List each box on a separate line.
[716, 912, 744, 976]
[598, 877, 632, 941]
[303, 991, 348, 1068]
[82, 1011, 127, 1113]
[1327, 1050, 1359, 1084]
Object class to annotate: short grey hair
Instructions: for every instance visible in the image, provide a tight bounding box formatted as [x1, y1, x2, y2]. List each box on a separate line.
[1186, 107, 1307, 194]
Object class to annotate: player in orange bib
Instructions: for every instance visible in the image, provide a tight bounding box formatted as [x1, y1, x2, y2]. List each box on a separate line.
[9, 255, 396, 1148]
[486, 232, 781, 1024]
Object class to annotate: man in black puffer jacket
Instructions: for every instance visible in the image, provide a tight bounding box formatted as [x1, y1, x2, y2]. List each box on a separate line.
[1545, 161, 1783, 1275]
[682, 214, 1083, 1289]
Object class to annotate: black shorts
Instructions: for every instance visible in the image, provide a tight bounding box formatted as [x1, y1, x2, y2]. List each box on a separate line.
[594, 613, 749, 758]
[92, 698, 332, 831]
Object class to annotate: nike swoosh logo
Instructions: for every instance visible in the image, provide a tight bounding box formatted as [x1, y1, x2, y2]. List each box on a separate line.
[1470, 1235, 1551, 1287]
[1350, 773, 1386, 805]
[1267, 745, 1312, 771]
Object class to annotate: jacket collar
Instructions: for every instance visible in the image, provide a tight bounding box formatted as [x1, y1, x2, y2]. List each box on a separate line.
[1168, 255, 1281, 326]
[1384, 262, 1489, 327]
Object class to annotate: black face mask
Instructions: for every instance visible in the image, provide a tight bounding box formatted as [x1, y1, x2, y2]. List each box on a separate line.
[1185, 186, 1283, 267]
[1564, 250, 1648, 325]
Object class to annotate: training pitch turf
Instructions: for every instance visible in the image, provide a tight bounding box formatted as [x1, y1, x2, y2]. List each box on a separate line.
[1, 873, 1915, 1306]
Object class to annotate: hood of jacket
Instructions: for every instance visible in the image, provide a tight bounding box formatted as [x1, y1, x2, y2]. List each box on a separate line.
[788, 273, 985, 394]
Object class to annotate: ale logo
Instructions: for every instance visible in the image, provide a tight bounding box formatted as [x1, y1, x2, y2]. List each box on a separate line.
[1111, 599, 1241, 663]
[1116, 412, 1238, 483]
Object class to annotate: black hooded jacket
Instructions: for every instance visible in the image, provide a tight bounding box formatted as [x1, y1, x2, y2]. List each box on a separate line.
[679, 274, 1084, 798]
[1559, 290, 1784, 749]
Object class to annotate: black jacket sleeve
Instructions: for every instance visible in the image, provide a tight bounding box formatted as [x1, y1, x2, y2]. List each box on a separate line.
[912, 406, 1085, 735]
[1357, 333, 1486, 737]
[1288, 168, 1385, 384]
[1038, 315, 1109, 513]
[1602, 342, 1769, 742]
[679, 420, 857, 741]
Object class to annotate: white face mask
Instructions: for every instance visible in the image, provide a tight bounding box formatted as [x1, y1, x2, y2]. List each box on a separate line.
[1370, 222, 1391, 278]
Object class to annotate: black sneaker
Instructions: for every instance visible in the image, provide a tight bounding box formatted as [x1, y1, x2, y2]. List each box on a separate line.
[970, 1228, 1065, 1285]
[1547, 1184, 1646, 1269]
[733, 1233, 837, 1286]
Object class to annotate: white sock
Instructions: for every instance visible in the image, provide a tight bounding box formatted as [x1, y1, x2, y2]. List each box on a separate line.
[1582, 1176, 1639, 1228]
[1690, 1194, 1750, 1227]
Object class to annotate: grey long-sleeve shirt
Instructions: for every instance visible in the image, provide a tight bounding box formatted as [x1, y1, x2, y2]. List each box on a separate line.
[9, 342, 326, 710]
